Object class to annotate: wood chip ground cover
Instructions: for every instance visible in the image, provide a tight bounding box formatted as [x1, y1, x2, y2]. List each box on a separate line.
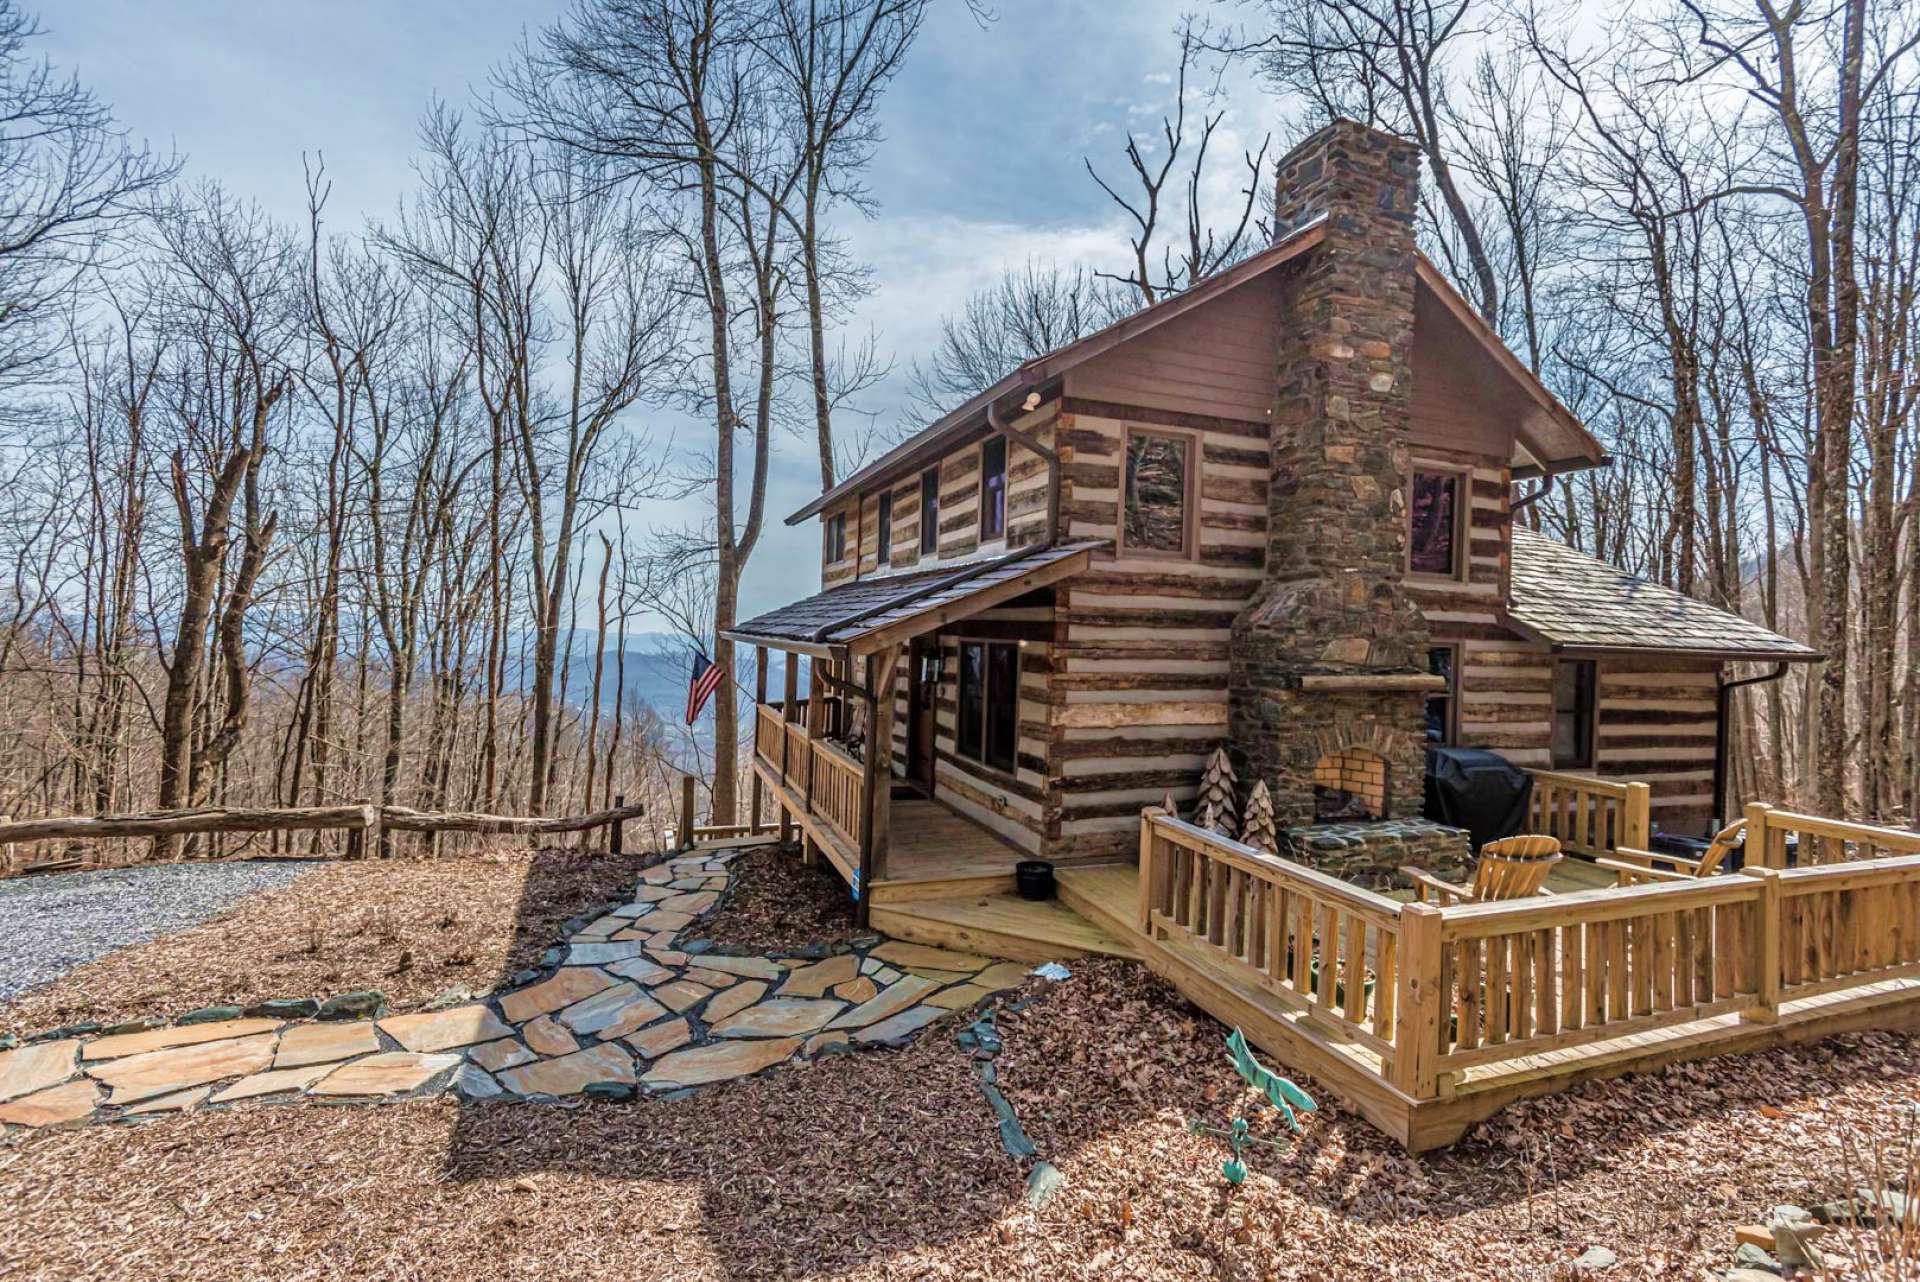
[2, 952, 1913, 1279]
[0, 848, 657, 1031]
[694, 844, 859, 953]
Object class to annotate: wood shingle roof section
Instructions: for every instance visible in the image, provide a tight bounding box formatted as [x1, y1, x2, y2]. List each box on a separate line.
[724, 540, 1101, 657]
[1505, 528, 1819, 662]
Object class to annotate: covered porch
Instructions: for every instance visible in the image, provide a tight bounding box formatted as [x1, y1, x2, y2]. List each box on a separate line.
[726, 541, 1100, 914]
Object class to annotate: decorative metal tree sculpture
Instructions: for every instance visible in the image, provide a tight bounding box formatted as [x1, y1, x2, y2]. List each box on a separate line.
[1240, 778, 1279, 854]
[1190, 1029, 1318, 1184]
[1196, 746, 1239, 836]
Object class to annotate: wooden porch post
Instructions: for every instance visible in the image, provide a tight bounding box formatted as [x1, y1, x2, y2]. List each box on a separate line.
[868, 647, 900, 884]
[751, 646, 767, 835]
[802, 656, 826, 865]
[1741, 865, 1783, 1023]
[1390, 903, 1445, 1101]
[1745, 801, 1778, 868]
[779, 653, 799, 846]
[679, 774, 696, 851]
[1622, 782, 1651, 851]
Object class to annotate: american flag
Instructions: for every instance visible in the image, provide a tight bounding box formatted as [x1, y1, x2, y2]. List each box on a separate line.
[685, 651, 725, 725]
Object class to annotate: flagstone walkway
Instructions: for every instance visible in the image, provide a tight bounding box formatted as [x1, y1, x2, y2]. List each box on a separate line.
[0, 845, 1033, 1130]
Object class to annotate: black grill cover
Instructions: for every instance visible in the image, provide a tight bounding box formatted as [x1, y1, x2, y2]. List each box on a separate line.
[1423, 747, 1532, 851]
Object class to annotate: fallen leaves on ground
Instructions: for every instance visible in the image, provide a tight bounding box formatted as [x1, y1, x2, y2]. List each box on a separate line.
[1, 847, 657, 1032]
[696, 844, 859, 953]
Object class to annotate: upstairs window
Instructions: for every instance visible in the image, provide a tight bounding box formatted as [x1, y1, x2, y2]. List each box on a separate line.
[1123, 428, 1195, 556]
[876, 491, 893, 566]
[980, 436, 1007, 540]
[1425, 645, 1457, 745]
[957, 639, 1019, 773]
[919, 466, 940, 555]
[1552, 660, 1597, 769]
[824, 511, 846, 564]
[1409, 469, 1462, 577]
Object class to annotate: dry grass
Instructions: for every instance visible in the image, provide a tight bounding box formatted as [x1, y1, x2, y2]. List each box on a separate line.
[0, 847, 657, 1033]
[3, 954, 1913, 1279]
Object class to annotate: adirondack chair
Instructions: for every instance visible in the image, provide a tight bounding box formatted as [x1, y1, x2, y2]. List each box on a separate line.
[1593, 818, 1745, 886]
[1401, 834, 1563, 906]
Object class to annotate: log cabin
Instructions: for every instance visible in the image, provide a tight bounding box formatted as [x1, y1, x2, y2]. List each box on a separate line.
[724, 117, 1818, 911]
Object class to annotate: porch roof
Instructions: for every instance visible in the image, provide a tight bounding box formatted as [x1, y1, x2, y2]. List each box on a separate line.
[1505, 528, 1821, 662]
[723, 540, 1101, 658]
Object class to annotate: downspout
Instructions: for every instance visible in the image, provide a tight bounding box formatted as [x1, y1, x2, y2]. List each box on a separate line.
[1714, 661, 1791, 826]
[1510, 473, 1554, 516]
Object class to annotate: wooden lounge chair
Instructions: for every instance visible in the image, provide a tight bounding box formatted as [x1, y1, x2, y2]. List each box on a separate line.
[1401, 834, 1563, 906]
[1594, 818, 1745, 886]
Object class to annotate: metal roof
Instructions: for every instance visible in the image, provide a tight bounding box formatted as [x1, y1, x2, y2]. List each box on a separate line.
[724, 541, 1101, 657]
[1506, 529, 1819, 662]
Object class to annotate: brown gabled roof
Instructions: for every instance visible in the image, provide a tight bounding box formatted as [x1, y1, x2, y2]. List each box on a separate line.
[784, 219, 1330, 526]
[1505, 529, 1819, 662]
[724, 540, 1101, 657]
[790, 221, 1612, 525]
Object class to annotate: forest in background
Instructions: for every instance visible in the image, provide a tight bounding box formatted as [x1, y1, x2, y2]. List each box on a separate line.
[0, 0, 1915, 863]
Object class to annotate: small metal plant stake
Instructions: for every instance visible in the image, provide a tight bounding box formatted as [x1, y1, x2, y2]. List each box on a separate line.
[1189, 1029, 1318, 1185]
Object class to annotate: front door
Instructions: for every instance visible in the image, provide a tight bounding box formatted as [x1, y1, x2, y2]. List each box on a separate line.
[907, 638, 939, 792]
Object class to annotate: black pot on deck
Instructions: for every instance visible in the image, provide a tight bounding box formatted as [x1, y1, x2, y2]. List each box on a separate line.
[1016, 860, 1056, 901]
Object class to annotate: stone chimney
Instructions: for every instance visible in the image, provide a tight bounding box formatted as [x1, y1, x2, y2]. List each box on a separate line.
[1230, 119, 1437, 829]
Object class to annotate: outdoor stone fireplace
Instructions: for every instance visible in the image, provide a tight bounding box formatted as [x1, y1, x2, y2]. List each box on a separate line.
[1226, 119, 1468, 885]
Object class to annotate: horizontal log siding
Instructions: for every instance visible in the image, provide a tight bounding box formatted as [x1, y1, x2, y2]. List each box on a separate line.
[830, 403, 1058, 583]
[1052, 402, 1268, 859]
[1594, 656, 1720, 827]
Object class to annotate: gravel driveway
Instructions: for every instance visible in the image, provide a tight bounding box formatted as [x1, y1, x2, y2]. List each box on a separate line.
[0, 861, 314, 1002]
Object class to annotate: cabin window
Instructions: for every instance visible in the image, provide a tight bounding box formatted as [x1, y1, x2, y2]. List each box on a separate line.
[919, 465, 939, 555]
[1409, 469, 1463, 577]
[1425, 645, 1457, 745]
[876, 491, 893, 566]
[957, 639, 1018, 773]
[1123, 428, 1194, 556]
[1552, 660, 1597, 769]
[825, 511, 847, 563]
[980, 436, 1007, 540]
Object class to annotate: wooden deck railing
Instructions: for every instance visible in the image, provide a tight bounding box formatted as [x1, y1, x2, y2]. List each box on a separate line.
[1525, 769, 1651, 857]
[1133, 809, 1920, 1120]
[751, 700, 868, 857]
[1431, 876, 1766, 1076]
[1745, 802, 1920, 868]
[1138, 810, 1404, 1059]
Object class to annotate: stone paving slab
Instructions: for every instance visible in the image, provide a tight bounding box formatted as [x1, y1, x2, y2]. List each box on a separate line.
[310, 1052, 461, 1097]
[0, 1039, 79, 1103]
[709, 998, 842, 1039]
[87, 1032, 278, 1105]
[828, 975, 939, 1030]
[379, 1005, 514, 1054]
[212, 1064, 331, 1103]
[693, 955, 785, 980]
[497, 1043, 634, 1097]
[778, 954, 859, 997]
[652, 980, 713, 1013]
[499, 967, 615, 1024]
[82, 1018, 281, 1062]
[625, 1016, 692, 1059]
[522, 1015, 579, 1057]
[853, 1004, 949, 1043]
[127, 1085, 211, 1115]
[701, 981, 766, 1025]
[605, 957, 675, 986]
[275, 1020, 379, 1069]
[560, 984, 667, 1039]
[0, 1079, 100, 1127]
[467, 1038, 537, 1074]
[642, 1037, 804, 1089]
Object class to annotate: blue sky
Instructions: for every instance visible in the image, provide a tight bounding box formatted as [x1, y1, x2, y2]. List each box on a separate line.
[46, 0, 1281, 626]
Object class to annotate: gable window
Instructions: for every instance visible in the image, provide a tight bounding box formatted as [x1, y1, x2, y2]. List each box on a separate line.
[1551, 660, 1596, 769]
[1123, 428, 1194, 556]
[980, 436, 1007, 540]
[957, 639, 1018, 773]
[825, 511, 846, 564]
[876, 491, 893, 566]
[1409, 469, 1463, 577]
[919, 466, 939, 555]
[1425, 645, 1458, 745]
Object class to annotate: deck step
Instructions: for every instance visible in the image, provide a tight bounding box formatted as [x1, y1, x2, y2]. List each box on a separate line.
[1055, 863, 1140, 940]
[868, 871, 1015, 905]
[870, 890, 1140, 964]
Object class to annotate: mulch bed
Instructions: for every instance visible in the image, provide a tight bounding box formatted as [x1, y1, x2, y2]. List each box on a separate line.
[0, 848, 657, 1034]
[6, 890, 1916, 1278]
[696, 843, 860, 953]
